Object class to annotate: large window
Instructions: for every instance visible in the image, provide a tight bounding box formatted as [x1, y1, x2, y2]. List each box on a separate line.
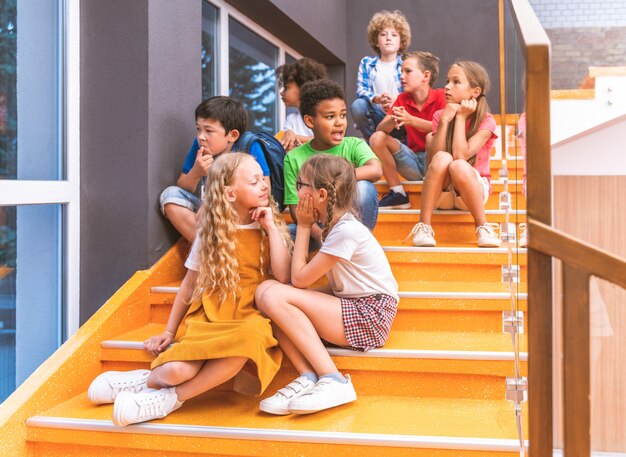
[201, 0, 301, 133]
[0, 0, 79, 402]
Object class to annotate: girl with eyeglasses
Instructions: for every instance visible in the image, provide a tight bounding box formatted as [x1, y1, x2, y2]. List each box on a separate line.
[255, 154, 399, 416]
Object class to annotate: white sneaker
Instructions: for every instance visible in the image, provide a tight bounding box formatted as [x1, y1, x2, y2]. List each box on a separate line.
[406, 222, 436, 247]
[259, 375, 316, 415]
[476, 223, 501, 248]
[288, 375, 357, 414]
[88, 369, 151, 404]
[113, 387, 183, 426]
[519, 223, 528, 248]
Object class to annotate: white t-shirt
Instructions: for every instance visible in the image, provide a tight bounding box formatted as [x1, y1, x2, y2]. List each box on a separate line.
[284, 111, 313, 137]
[320, 213, 399, 301]
[184, 221, 260, 271]
[373, 59, 399, 99]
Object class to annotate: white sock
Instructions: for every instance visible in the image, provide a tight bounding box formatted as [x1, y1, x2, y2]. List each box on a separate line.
[390, 185, 406, 196]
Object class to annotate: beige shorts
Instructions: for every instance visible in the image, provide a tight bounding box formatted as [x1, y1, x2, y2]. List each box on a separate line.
[436, 166, 490, 210]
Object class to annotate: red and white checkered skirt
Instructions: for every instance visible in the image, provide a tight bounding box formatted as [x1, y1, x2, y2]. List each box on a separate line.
[339, 293, 398, 351]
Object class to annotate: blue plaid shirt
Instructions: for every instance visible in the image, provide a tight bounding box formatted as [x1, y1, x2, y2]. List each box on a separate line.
[355, 55, 403, 101]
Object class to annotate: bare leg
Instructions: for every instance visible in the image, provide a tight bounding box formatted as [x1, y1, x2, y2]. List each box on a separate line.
[163, 203, 197, 242]
[448, 159, 487, 227]
[173, 357, 247, 401]
[369, 131, 403, 187]
[256, 283, 347, 376]
[148, 360, 203, 389]
[419, 151, 453, 225]
[272, 324, 316, 375]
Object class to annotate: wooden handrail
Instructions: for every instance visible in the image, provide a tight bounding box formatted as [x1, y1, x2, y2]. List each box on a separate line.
[529, 219, 626, 289]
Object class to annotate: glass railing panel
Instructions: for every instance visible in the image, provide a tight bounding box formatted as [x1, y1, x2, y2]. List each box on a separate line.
[503, 2, 529, 453]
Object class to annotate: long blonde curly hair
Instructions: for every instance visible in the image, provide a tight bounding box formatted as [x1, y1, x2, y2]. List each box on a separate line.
[192, 153, 292, 304]
[299, 155, 359, 242]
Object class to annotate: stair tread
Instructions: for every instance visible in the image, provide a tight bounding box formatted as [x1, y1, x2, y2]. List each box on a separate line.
[105, 324, 527, 355]
[30, 391, 526, 441]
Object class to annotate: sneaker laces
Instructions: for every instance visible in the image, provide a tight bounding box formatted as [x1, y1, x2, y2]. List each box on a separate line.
[403, 222, 434, 244]
[476, 222, 499, 237]
[135, 391, 173, 421]
[276, 378, 311, 399]
[109, 373, 149, 395]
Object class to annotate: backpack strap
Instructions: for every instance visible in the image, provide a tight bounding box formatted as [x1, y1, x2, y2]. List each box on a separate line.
[233, 131, 257, 153]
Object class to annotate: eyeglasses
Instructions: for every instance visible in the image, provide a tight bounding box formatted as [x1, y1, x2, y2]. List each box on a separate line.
[296, 179, 313, 191]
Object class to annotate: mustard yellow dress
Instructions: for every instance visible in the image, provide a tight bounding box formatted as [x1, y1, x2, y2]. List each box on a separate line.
[151, 225, 282, 395]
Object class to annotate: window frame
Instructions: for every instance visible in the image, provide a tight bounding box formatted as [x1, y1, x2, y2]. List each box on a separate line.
[205, 0, 302, 130]
[0, 0, 80, 338]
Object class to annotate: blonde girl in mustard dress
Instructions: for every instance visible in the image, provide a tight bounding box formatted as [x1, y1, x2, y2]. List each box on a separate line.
[87, 153, 292, 426]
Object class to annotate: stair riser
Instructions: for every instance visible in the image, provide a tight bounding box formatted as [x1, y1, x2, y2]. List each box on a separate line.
[392, 309, 521, 333]
[151, 294, 527, 309]
[148, 309, 526, 333]
[374, 222, 527, 244]
[149, 308, 523, 335]
[390, 263, 527, 282]
[97, 360, 519, 399]
[27, 434, 522, 457]
[489, 161, 524, 180]
[151, 298, 527, 326]
[98, 354, 527, 386]
[376, 190, 526, 211]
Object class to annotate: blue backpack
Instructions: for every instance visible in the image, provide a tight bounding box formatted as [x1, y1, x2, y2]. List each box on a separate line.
[235, 131, 286, 211]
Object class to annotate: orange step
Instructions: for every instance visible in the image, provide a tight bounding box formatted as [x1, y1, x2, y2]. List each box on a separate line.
[25, 392, 527, 456]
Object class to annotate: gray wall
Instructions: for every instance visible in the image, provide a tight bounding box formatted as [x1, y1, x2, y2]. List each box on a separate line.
[80, 1, 200, 322]
[344, 0, 502, 124]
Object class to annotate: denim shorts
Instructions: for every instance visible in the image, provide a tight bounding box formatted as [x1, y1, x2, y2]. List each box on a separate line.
[159, 186, 202, 215]
[392, 140, 426, 180]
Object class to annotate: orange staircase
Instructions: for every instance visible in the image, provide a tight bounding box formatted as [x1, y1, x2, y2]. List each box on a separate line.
[0, 123, 528, 456]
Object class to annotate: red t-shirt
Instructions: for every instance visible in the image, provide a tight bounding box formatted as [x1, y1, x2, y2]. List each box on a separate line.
[389, 88, 446, 152]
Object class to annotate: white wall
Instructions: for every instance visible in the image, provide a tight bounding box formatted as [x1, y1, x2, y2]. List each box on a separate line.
[551, 76, 626, 145]
[552, 113, 626, 175]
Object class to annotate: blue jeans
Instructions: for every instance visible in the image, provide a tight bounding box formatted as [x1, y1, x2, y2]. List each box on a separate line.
[393, 141, 426, 180]
[356, 180, 378, 230]
[351, 97, 386, 141]
[350, 97, 407, 143]
[159, 186, 201, 215]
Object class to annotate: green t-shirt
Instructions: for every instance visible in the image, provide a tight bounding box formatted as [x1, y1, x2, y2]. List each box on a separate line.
[283, 137, 378, 205]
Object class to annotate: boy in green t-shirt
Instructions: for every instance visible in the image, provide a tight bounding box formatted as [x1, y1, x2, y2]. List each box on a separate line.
[284, 79, 382, 240]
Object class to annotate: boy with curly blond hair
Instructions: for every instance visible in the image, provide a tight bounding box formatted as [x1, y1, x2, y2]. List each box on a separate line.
[350, 10, 411, 142]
